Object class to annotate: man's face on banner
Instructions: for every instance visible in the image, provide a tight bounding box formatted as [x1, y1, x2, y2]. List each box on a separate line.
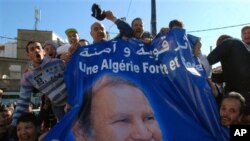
[74, 82, 162, 141]
[91, 84, 162, 141]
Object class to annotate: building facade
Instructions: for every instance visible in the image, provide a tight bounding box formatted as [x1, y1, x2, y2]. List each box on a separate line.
[0, 29, 64, 94]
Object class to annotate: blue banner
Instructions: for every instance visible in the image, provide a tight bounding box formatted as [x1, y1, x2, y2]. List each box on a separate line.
[44, 28, 229, 141]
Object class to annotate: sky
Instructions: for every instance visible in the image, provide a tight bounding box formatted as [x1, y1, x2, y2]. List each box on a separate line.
[0, 0, 250, 55]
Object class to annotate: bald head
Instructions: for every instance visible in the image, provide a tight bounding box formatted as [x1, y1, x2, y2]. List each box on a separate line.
[90, 22, 107, 43]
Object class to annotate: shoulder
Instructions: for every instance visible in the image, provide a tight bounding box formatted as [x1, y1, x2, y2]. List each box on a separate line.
[223, 38, 243, 46]
[225, 38, 249, 52]
[45, 57, 65, 65]
[213, 38, 243, 51]
[51, 58, 65, 63]
[42, 57, 65, 69]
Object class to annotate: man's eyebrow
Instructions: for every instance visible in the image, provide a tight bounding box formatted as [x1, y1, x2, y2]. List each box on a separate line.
[109, 112, 131, 119]
[109, 110, 155, 119]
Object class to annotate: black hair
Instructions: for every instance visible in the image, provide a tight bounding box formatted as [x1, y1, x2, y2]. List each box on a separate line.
[241, 26, 250, 33]
[79, 39, 90, 45]
[169, 19, 184, 29]
[25, 41, 37, 53]
[216, 34, 232, 46]
[131, 17, 143, 26]
[17, 112, 39, 127]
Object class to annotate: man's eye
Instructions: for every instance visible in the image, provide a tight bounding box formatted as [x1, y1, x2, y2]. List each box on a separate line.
[145, 116, 155, 121]
[229, 109, 236, 113]
[27, 126, 32, 129]
[118, 119, 129, 122]
[113, 118, 130, 124]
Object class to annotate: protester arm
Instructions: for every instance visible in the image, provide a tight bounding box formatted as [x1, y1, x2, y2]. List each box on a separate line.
[11, 76, 32, 126]
[115, 19, 134, 38]
[207, 39, 231, 65]
[105, 10, 133, 38]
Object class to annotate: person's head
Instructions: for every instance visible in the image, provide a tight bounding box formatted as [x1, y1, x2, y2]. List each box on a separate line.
[192, 40, 202, 57]
[220, 91, 246, 127]
[25, 41, 45, 68]
[16, 113, 39, 141]
[43, 40, 57, 58]
[65, 28, 80, 45]
[26, 103, 33, 113]
[73, 75, 162, 141]
[90, 22, 107, 43]
[216, 34, 232, 46]
[0, 104, 13, 126]
[4, 106, 13, 122]
[169, 19, 184, 29]
[188, 34, 202, 57]
[79, 39, 89, 46]
[43, 95, 52, 110]
[0, 108, 8, 138]
[241, 26, 250, 46]
[131, 17, 144, 39]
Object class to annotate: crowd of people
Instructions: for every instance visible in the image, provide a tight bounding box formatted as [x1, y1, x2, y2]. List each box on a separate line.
[1, 6, 250, 141]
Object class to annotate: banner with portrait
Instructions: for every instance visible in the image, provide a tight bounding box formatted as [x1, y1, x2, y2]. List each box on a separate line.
[44, 28, 229, 141]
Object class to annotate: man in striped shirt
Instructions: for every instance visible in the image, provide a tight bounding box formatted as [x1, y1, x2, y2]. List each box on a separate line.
[11, 41, 67, 126]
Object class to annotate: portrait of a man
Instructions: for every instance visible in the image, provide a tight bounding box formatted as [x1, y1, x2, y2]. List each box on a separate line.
[72, 74, 162, 141]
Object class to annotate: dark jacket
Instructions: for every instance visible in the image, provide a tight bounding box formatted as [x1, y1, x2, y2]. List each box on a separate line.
[207, 38, 250, 113]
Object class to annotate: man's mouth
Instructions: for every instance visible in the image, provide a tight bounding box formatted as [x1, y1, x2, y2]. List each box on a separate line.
[221, 117, 231, 123]
[36, 54, 41, 58]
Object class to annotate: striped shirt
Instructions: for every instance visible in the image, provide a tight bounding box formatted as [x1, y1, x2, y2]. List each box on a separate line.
[11, 57, 67, 125]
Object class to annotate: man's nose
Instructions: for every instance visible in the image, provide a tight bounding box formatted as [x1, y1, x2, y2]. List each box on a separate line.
[221, 110, 229, 117]
[97, 28, 104, 33]
[34, 50, 39, 54]
[20, 129, 27, 135]
[131, 120, 153, 140]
